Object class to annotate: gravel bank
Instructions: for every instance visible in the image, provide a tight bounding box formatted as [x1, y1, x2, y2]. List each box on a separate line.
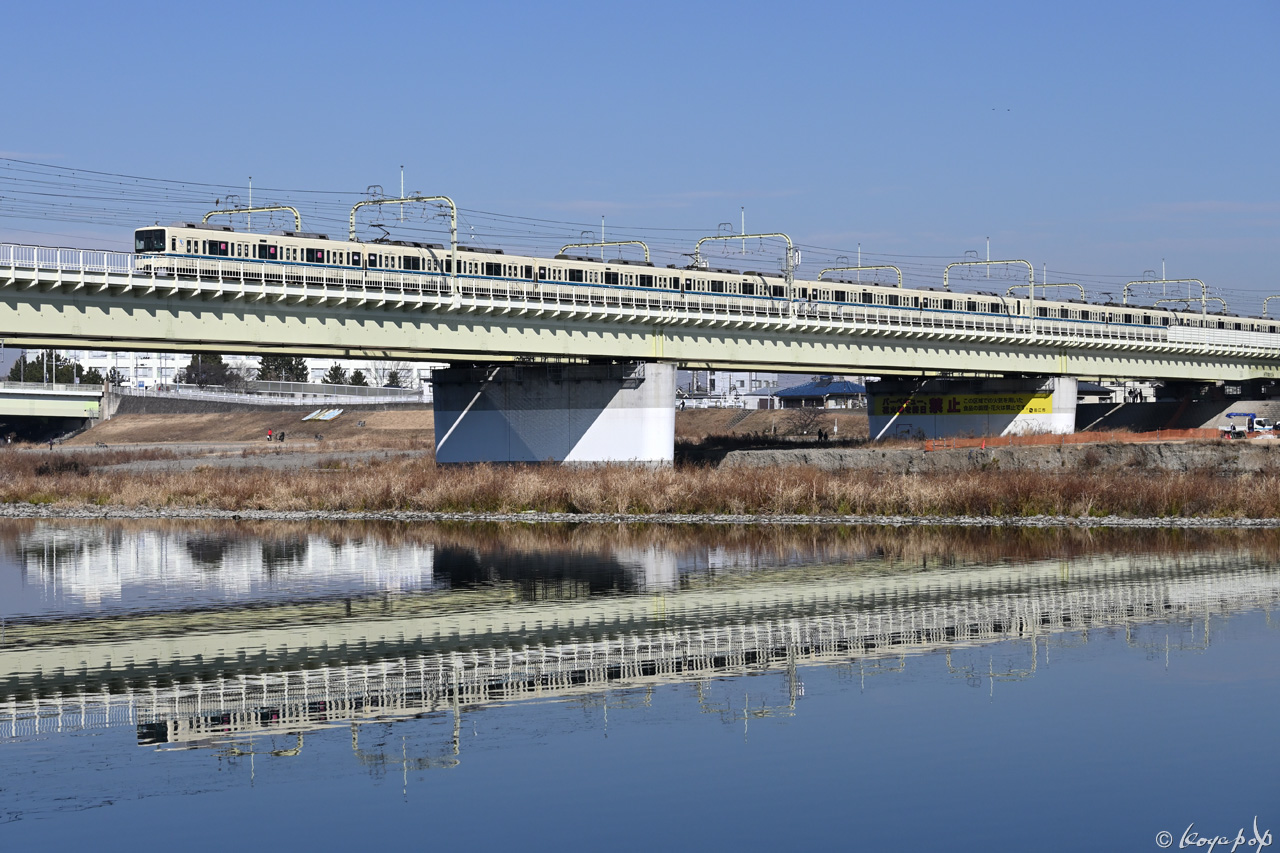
[0, 503, 1275, 529]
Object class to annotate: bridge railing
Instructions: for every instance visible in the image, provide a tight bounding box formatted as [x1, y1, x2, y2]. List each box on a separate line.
[0, 380, 103, 394]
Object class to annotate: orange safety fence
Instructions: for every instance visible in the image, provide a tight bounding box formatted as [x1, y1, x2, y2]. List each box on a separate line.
[924, 428, 1226, 452]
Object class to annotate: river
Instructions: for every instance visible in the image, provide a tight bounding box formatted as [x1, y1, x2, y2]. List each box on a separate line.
[1, 520, 1277, 850]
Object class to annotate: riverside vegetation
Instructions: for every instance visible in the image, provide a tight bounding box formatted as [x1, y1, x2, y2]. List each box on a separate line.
[3, 444, 1280, 518]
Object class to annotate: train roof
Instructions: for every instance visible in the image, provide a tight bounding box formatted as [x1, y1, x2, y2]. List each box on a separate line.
[272, 230, 328, 240]
[165, 222, 233, 232]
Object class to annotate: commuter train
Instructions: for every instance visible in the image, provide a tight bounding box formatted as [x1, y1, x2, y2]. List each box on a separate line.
[133, 221, 1279, 341]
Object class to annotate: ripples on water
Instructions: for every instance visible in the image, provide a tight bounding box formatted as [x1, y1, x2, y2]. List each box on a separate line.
[1, 521, 1277, 849]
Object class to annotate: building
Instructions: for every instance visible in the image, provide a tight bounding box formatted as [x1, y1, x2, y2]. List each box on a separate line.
[774, 376, 868, 409]
[675, 370, 782, 408]
[45, 350, 442, 398]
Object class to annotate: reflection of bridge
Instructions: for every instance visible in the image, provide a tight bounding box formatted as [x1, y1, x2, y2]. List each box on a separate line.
[3, 551, 1276, 748]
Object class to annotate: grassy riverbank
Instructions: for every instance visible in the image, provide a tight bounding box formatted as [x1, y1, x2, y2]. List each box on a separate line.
[3, 446, 1280, 518]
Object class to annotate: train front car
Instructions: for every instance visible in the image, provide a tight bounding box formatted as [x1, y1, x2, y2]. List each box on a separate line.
[133, 226, 170, 273]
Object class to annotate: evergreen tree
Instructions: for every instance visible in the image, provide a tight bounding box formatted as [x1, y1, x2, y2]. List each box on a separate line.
[7, 352, 102, 384]
[105, 368, 125, 386]
[177, 353, 233, 388]
[349, 369, 369, 387]
[384, 369, 404, 388]
[257, 355, 310, 383]
[322, 364, 349, 385]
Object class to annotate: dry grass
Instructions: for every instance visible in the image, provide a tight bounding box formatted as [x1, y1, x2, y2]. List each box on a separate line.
[4, 446, 1280, 518]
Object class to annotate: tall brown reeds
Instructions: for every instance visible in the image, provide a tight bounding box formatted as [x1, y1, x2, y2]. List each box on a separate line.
[2, 447, 1280, 518]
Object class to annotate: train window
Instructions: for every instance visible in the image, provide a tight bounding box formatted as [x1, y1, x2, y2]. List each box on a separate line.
[741, 282, 754, 296]
[350, 252, 360, 266]
[482, 261, 500, 276]
[833, 291, 846, 303]
[710, 280, 725, 293]
[135, 229, 165, 253]
[604, 271, 619, 285]
[887, 294, 900, 307]
[1080, 310, 1091, 321]
[170, 238, 177, 251]
[405, 256, 421, 271]
[209, 240, 229, 257]
[639, 274, 654, 288]
[538, 266, 547, 280]
[1123, 313, 1133, 323]
[568, 268, 585, 283]
[305, 248, 323, 263]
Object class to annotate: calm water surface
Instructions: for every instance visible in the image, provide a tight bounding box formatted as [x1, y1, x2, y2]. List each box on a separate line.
[1, 520, 1277, 851]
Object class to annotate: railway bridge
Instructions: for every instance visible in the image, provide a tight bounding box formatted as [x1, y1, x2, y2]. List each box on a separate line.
[4, 243, 1278, 460]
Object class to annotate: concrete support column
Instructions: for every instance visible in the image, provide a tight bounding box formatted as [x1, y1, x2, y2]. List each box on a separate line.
[433, 362, 675, 464]
[868, 376, 1078, 440]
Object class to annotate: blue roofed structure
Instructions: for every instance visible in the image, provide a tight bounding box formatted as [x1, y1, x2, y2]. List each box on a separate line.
[774, 376, 867, 409]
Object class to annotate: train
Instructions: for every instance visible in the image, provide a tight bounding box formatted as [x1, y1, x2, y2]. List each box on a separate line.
[133, 220, 1280, 344]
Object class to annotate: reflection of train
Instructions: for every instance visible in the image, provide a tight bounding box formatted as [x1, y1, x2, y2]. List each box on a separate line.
[134, 221, 1280, 345]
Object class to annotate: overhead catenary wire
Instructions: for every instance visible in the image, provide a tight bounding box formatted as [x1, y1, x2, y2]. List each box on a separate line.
[0, 157, 1258, 313]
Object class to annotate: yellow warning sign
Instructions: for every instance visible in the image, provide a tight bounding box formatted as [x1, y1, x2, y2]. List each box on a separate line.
[876, 393, 1053, 417]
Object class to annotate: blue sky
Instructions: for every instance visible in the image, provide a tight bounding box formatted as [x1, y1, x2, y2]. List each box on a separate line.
[2, 0, 1276, 308]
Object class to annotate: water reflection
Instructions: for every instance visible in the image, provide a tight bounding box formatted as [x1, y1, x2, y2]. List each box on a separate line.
[2, 521, 1278, 762]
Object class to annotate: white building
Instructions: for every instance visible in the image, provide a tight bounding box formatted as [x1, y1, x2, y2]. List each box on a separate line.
[54, 349, 443, 397]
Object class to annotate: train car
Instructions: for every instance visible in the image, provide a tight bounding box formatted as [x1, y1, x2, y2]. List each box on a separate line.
[134, 222, 1280, 350]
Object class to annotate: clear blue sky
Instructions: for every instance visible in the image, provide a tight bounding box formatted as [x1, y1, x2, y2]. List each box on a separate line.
[2, 0, 1276, 309]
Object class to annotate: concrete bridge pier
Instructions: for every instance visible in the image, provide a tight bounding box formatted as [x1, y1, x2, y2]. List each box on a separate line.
[868, 376, 1078, 440]
[433, 361, 675, 464]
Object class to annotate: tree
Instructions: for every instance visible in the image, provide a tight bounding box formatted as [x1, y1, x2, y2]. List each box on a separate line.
[349, 369, 369, 387]
[105, 368, 125, 386]
[322, 364, 349, 385]
[8, 352, 102, 384]
[370, 359, 412, 388]
[256, 355, 310, 383]
[384, 369, 404, 388]
[177, 353, 233, 388]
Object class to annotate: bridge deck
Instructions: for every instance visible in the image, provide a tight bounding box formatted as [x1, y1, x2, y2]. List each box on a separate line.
[3, 245, 1277, 379]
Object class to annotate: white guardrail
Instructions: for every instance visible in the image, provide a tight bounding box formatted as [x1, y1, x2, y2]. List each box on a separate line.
[112, 384, 426, 406]
[2, 243, 1275, 355]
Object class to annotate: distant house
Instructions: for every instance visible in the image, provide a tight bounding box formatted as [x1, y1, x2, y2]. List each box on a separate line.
[775, 376, 867, 409]
[1076, 382, 1115, 404]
